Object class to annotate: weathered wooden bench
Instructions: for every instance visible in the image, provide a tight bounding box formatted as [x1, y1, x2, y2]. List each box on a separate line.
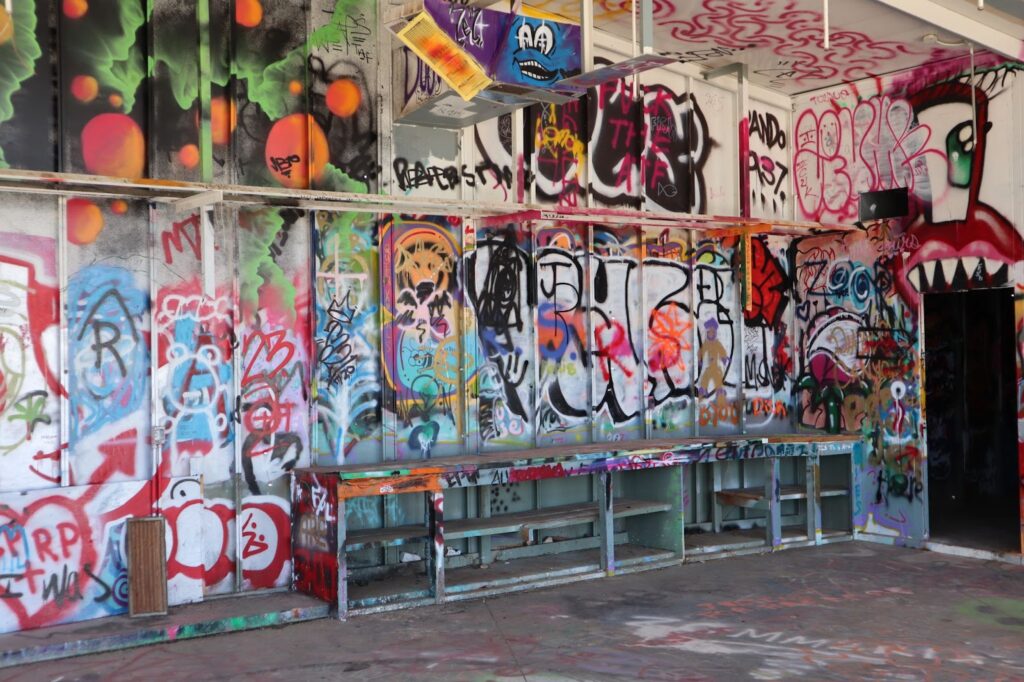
[291, 434, 861, 618]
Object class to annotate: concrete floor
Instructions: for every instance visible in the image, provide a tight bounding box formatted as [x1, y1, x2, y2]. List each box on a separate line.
[7, 542, 1024, 681]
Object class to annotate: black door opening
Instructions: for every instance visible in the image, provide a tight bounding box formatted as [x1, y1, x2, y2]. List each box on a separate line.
[924, 288, 1019, 554]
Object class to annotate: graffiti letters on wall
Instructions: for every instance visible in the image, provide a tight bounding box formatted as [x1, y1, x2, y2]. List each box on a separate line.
[742, 236, 794, 433]
[314, 210, 383, 465]
[0, 477, 201, 634]
[468, 224, 535, 449]
[0, 199, 61, 492]
[748, 106, 790, 219]
[67, 200, 151, 487]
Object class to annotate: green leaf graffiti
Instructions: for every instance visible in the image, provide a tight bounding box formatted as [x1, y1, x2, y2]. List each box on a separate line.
[0, 0, 43, 165]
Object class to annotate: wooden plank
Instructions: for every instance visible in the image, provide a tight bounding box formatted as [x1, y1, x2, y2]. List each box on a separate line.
[686, 526, 816, 553]
[127, 518, 168, 617]
[715, 484, 809, 507]
[335, 473, 441, 499]
[344, 525, 429, 550]
[614, 498, 674, 517]
[299, 434, 862, 477]
[445, 498, 671, 540]
[444, 544, 668, 594]
[446, 502, 598, 539]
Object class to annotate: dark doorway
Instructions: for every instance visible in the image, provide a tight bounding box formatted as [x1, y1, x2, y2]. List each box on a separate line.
[924, 288, 1019, 554]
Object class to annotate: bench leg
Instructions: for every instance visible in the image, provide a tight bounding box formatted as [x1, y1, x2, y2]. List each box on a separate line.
[599, 472, 615, 575]
[478, 484, 492, 565]
[336, 497, 348, 620]
[428, 491, 445, 604]
[767, 458, 782, 548]
[807, 455, 822, 545]
[678, 464, 687, 560]
[712, 463, 723, 533]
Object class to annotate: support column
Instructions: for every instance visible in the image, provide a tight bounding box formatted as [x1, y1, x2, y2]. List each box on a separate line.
[336, 496, 348, 620]
[478, 484, 492, 565]
[598, 472, 615, 575]
[767, 457, 782, 547]
[807, 454, 822, 544]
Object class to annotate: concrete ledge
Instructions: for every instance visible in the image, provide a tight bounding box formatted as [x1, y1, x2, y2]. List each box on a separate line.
[0, 592, 329, 669]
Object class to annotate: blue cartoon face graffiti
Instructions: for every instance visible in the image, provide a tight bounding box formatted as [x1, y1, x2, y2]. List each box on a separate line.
[493, 17, 580, 87]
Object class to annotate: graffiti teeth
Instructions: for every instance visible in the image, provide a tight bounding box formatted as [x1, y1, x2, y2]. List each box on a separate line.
[960, 256, 981, 281]
[938, 259, 958, 288]
[516, 59, 557, 81]
[983, 258, 1002, 278]
[920, 261, 938, 290]
[949, 259, 969, 291]
[907, 266, 923, 292]
[991, 262, 1010, 286]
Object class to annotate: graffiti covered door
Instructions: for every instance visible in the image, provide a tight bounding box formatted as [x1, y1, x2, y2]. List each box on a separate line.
[924, 289, 1019, 554]
[151, 205, 236, 597]
[153, 205, 308, 596]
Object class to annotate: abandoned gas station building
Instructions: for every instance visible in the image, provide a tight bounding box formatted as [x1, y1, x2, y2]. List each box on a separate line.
[0, 0, 1023, 666]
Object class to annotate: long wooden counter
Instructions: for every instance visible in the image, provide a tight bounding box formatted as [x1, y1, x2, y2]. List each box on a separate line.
[291, 434, 862, 618]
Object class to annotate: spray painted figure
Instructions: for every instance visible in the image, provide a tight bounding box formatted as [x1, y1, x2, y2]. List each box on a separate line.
[698, 318, 730, 404]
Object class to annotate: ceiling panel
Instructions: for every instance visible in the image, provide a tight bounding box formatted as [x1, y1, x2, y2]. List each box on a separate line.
[654, 0, 968, 93]
[525, 0, 978, 93]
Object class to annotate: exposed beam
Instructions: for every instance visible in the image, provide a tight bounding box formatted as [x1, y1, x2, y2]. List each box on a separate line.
[173, 189, 223, 214]
[0, 168, 856, 236]
[702, 62, 746, 81]
[873, 0, 1024, 59]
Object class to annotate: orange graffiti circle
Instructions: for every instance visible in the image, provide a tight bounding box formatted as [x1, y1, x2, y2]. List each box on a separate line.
[67, 198, 104, 245]
[110, 199, 128, 215]
[62, 0, 88, 19]
[326, 79, 361, 118]
[235, 0, 263, 27]
[209, 96, 237, 146]
[288, 80, 303, 96]
[81, 113, 145, 178]
[179, 143, 200, 169]
[107, 93, 123, 108]
[264, 113, 328, 189]
[70, 75, 99, 103]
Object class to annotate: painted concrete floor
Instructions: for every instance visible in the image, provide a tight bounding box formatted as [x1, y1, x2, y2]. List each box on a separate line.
[7, 542, 1024, 681]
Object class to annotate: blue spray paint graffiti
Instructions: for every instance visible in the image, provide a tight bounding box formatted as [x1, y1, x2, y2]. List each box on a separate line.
[492, 16, 580, 87]
[66, 266, 149, 441]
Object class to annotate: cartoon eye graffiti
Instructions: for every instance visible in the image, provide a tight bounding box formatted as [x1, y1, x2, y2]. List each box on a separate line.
[534, 24, 554, 55]
[516, 22, 533, 51]
[515, 21, 555, 55]
[945, 120, 989, 189]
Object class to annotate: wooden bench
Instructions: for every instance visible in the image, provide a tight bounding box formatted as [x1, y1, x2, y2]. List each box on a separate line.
[291, 434, 861, 618]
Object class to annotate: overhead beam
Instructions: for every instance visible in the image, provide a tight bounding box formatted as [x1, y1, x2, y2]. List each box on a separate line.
[173, 189, 223, 214]
[702, 62, 745, 81]
[0, 167, 856, 235]
[873, 0, 1023, 59]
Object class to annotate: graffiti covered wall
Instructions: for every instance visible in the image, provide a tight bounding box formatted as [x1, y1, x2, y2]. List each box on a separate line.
[1, 0, 1023, 638]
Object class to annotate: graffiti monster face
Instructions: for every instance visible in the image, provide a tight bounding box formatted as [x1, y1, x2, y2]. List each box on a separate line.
[894, 82, 1024, 307]
[498, 17, 579, 86]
